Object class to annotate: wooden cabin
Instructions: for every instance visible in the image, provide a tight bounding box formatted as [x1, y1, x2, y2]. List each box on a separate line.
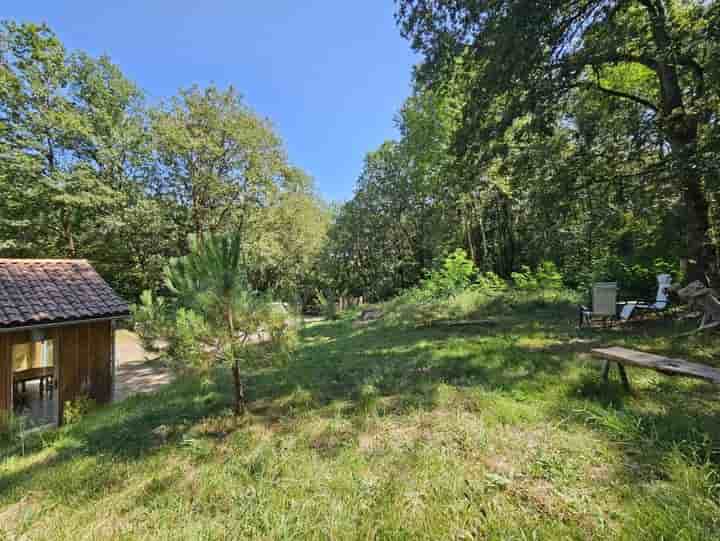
[0, 259, 129, 427]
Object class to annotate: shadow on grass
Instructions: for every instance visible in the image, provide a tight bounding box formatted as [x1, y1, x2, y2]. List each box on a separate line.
[280, 314, 720, 479]
[557, 370, 720, 477]
[2, 300, 717, 506]
[0, 377, 231, 500]
[247, 316, 573, 420]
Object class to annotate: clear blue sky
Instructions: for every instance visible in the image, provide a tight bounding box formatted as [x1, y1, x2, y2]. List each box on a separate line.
[3, 1, 418, 201]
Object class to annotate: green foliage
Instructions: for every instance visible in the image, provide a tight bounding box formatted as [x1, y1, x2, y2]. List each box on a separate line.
[165, 308, 211, 374]
[0, 22, 328, 302]
[592, 257, 680, 299]
[512, 261, 564, 292]
[163, 232, 297, 413]
[0, 413, 29, 449]
[387, 251, 504, 325]
[262, 304, 300, 366]
[0, 22, 149, 269]
[130, 290, 168, 352]
[249, 190, 331, 304]
[150, 85, 286, 240]
[417, 249, 478, 301]
[397, 0, 719, 284]
[316, 289, 338, 320]
[324, 0, 720, 300]
[63, 394, 96, 425]
[472, 271, 507, 293]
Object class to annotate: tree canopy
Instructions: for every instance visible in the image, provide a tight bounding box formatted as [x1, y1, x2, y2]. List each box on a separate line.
[1, 11, 719, 309]
[395, 0, 719, 283]
[0, 21, 329, 302]
[318, 1, 719, 301]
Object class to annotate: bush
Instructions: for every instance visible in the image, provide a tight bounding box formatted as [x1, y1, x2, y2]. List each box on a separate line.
[419, 249, 478, 300]
[594, 257, 679, 299]
[254, 302, 299, 367]
[473, 271, 507, 293]
[316, 289, 338, 320]
[511, 265, 537, 291]
[131, 290, 168, 352]
[0, 413, 29, 449]
[165, 308, 211, 373]
[511, 261, 563, 291]
[63, 393, 96, 425]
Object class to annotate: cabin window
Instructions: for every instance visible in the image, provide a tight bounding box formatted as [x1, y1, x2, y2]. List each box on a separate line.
[12, 339, 55, 371]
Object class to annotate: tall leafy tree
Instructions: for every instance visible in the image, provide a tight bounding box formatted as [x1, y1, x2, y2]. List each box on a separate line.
[397, 0, 719, 283]
[0, 21, 147, 258]
[150, 85, 287, 242]
[248, 188, 331, 303]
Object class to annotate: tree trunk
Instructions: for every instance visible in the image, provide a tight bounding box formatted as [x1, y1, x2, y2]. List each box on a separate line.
[62, 212, 76, 257]
[232, 358, 245, 415]
[681, 170, 712, 285]
[641, 2, 712, 284]
[227, 307, 245, 416]
[667, 122, 711, 285]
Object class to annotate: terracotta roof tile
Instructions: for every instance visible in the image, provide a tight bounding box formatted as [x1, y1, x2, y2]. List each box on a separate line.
[0, 259, 129, 329]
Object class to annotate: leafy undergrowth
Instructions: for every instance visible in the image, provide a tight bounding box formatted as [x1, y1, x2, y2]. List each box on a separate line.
[2, 293, 720, 540]
[381, 287, 583, 328]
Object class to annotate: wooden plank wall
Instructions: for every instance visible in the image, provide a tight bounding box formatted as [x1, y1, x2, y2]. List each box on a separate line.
[88, 321, 112, 404]
[0, 321, 113, 426]
[0, 333, 10, 421]
[55, 321, 113, 424]
[57, 325, 77, 424]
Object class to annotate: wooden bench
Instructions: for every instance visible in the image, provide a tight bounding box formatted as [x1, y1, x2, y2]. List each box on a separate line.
[591, 346, 720, 391]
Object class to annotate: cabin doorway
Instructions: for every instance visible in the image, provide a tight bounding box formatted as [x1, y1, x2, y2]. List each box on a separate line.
[12, 334, 58, 427]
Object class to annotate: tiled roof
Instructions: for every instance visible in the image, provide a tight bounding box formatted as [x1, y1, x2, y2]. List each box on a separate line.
[0, 259, 129, 329]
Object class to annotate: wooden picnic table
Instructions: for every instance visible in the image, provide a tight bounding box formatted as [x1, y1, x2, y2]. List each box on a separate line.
[591, 346, 720, 391]
[13, 366, 55, 396]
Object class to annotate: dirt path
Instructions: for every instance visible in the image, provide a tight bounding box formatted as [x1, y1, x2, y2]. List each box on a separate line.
[113, 330, 173, 402]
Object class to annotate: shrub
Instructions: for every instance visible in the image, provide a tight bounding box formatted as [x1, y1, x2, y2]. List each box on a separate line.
[131, 290, 168, 352]
[594, 257, 680, 299]
[473, 271, 507, 293]
[419, 249, 478, 300]
[512, 261, 563, 291]
[63, 393, 96, 425]
[0, 413, 29, 450]
[165, 308, 211, 374]
[251, 302, 299, 368]
[316, 289, 338, 320]
[511, 265, 538, 290]
[536, 261, 564, 290]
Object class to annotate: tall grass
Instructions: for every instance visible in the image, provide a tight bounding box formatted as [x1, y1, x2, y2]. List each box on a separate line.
[1, 289, 719, 540]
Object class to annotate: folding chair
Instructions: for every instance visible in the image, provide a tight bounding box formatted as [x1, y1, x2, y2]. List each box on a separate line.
[579, 282, 618, 328]
[618, 274, 672, 321]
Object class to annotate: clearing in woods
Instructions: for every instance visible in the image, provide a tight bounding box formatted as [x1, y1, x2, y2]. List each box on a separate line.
[1, 292, 719, 540]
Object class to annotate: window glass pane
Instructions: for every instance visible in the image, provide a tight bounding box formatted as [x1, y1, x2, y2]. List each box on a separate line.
[42, 339, 54, 367]
[12, 339, 54, 371]
[12, 343, 32, 371]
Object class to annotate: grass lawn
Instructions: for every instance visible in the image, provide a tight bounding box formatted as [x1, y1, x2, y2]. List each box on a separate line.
[2, 292, 719, 540]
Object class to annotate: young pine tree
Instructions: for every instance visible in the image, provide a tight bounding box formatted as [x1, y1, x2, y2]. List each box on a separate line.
[164, 233, 292, 415]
